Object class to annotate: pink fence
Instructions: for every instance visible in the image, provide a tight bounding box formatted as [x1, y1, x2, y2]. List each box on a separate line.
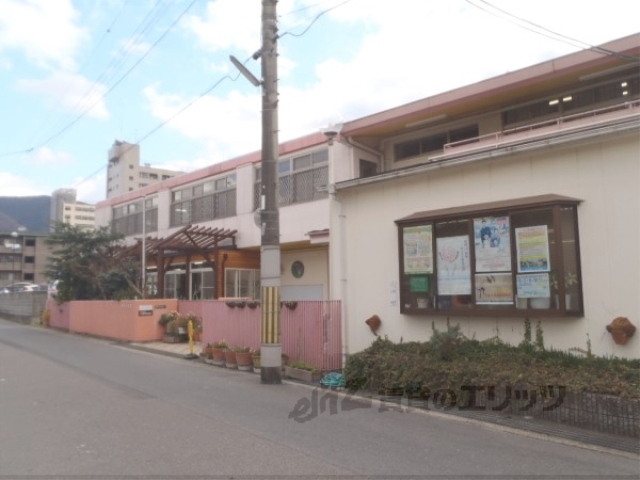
[181, 300, 342, 371]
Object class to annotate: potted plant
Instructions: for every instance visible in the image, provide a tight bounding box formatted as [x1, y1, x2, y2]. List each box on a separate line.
[551, 272, 579, 308]
[233, 346, 253, 371]
[203, 343, 214, 363]
[224, 347, 237, 369]
[282, 301, 298, 310]
[284, 360, 322, 383]
[159, 311, 178, 328]
[211, 340, 227, 366]
[251, 349, 261, 373]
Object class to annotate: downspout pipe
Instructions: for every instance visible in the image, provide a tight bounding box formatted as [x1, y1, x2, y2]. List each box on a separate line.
[345, 136, 385, 173]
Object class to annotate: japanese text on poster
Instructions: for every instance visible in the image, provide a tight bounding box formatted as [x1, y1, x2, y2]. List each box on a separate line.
[474, 216, 512, 272]
[516, 273, 551, 298]
[475, 273, 514, 304]
[403, 225, 433, 274]
[516, 225, 550, 273]
[436, 236, 471, 295]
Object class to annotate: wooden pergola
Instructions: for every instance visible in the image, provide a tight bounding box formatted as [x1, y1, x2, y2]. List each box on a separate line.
[121, 224, 238, 299]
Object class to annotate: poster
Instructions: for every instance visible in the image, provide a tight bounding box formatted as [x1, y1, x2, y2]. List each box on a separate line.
[516, 273, 551, 298]
[475, 273, 514, 304]
[403, 225, 433, 274]
[515, 225, 550, 272]
[436, 236, 471, 295]
[474, 216, 512, 272]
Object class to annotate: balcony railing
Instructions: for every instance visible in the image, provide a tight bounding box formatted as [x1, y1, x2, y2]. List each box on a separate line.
[442, 100, 640, 155]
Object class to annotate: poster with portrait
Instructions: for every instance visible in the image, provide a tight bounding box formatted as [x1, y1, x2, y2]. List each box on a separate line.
[436, 236, 471, 295]
[403, 225, 433, 274]
[515, 225, 550, 272]
[474, 216, 512, 272]
[475, 273, 514, 304]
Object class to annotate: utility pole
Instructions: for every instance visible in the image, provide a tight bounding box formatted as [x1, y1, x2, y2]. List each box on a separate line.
[258, 0, 282, 384]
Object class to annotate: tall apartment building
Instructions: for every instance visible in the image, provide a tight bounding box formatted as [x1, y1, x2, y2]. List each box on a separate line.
[106, 140, 183, 198]
[50, 189, 96, 230]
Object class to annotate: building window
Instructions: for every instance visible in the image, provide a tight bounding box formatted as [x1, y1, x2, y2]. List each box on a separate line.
[395, 195, 583, 316]
[502, 71, 639, 126]
[24, 273, 34, 281]
[254, 148, 329, 209]
[25, 239, 36, 247]
[224, 268, 260, 299]
[394, 124, 479, 161]
[170, 174, 236, 227]
[112, 198, 158, 236]
[24, 256, 35, 264]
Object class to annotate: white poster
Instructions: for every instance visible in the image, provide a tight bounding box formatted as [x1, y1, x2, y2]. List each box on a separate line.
[436, 236, 471, 295]
[403, 225, 433, 274]
[516, 273, 551, 298]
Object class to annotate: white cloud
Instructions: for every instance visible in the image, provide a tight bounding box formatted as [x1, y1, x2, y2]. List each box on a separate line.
[75, 171, 106, 204]
[17, 72, 109, 119]
[143, 83, 262, 161]
[120, 35, 152, 57]
[0, 0, 87, 70]
[146, 0, 640, 168]
[0, 172, 48, 196]
[25, 147, 74, 166]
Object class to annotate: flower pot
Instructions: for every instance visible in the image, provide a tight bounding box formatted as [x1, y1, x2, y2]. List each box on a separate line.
[516, 296, 528, 309]
[211, 348, 226, 366]
[530, 297, 551, 309]
[203, 345, 213, 363]
[224, 350, 237, 369]
[236, 352, 253, 371]
[284, 366, 322, 383]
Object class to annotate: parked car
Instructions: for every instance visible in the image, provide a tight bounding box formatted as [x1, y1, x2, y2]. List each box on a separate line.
[48, 280, 59, 299]
[0, 282, 38, 293]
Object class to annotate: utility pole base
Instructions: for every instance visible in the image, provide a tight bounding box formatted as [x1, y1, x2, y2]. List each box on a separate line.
[261, 367, 282, 384]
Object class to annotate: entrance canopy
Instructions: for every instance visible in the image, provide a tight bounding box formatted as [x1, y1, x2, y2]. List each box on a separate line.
[120, 224, 238, 298]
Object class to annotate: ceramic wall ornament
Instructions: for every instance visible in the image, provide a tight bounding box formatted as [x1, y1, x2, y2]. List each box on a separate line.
[606, 317, 636, 345]
[365, 314, 382, 336]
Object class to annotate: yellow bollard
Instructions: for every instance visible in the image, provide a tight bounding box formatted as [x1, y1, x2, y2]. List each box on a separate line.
[184, 319, 197, 359]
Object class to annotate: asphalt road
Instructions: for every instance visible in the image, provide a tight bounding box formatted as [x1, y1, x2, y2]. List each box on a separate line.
[0, 319, 638, 479]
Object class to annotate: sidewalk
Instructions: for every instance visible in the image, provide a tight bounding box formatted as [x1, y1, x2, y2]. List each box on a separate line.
[121, 339, 639, 457]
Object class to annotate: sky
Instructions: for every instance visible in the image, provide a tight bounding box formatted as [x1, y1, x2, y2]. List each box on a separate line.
[0, 0, 638, 204]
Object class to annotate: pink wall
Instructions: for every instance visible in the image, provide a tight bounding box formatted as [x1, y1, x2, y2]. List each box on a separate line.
[48, 299, 177, 342]
[47, 300, 70, 330]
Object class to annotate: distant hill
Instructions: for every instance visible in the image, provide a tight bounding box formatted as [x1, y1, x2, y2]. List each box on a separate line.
[0, 196, 51, 233]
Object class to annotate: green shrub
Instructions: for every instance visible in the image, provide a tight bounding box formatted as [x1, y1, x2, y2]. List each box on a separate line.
[343, 326, 640, 398]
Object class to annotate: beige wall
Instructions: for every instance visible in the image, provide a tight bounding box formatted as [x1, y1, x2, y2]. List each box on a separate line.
[337, 132, 640, 359]
[281, 248, 329, 300]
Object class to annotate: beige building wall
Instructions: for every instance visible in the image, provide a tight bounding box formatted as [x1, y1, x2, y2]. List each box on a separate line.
[336, 131, 639, 359]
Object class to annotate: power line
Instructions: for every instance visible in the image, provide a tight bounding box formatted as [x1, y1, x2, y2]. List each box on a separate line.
[278, 0, 352, 38]
[74, 60, 248, 191]
[466, 0, 640, 64]
[29, 1, 166, 150]
[34, 0, 197, 151]
[23, 4, 126, 149]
